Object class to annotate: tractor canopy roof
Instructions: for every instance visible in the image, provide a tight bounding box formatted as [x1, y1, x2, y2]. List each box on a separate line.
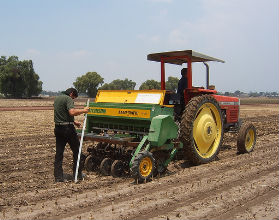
[147, 50, 225, 65]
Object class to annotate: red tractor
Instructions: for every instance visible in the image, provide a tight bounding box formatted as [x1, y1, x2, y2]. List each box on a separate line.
[147, 50, 256, 165]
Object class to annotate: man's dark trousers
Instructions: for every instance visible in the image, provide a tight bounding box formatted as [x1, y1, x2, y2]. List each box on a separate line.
[54, 124, 84, 180]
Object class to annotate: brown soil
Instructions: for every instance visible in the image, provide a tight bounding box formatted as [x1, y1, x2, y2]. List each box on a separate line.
[0, 105, 84, 111]
[0, 101, 278, 220]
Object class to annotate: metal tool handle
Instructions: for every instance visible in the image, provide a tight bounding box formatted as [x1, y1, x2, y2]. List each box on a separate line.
[74, 99, 90, 183]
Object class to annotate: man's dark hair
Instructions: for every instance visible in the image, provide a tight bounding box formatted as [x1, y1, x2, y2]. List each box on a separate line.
[64, 88, 78, 97]
[181, 68, 188, 76]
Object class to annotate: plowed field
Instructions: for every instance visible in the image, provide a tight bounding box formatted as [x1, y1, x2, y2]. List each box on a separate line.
[0, 99, 278, 220]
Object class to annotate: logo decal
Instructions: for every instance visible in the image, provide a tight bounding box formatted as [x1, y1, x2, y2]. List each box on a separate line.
[118, 110, 138, 116]
[88, 107, 150, 118]
[89, 108, 106, 114]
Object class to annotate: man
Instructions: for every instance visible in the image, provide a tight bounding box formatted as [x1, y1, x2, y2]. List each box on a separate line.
[53, 88, 89, 182]
[177, 68, 188, 107]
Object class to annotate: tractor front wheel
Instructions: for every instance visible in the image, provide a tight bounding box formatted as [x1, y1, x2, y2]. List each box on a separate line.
[237, 122, 256, 153]
[130, 151, 155, 183]
[180, 95, 223, 165]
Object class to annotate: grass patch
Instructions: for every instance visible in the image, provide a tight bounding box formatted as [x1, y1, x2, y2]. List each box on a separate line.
[240, 97, 279, 105]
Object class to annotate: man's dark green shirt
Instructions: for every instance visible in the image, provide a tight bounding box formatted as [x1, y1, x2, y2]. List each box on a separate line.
[54, 94, 75, 123]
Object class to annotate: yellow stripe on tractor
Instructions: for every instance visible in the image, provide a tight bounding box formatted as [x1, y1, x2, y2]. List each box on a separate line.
[95, 90, 166, 105]
[88, 107, 151, 119]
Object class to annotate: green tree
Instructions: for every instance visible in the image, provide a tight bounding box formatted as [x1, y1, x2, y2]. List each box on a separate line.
[234, 90, 242, 97]
[249, 91, 261, 97]
[139, 79, 161, 90]
[73, 72, 104, 98]
[21, 59, 42, 97]
[166, 76, 179, 92]
[224, 91, 232, 96]
[139, 77, 179, 91]
[98, 83, 111, 90]
[99, 78, 136, 90]
[0, 56, 42, 98]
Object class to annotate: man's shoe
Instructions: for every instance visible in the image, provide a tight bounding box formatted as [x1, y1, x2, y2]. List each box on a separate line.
[77, 173, 86, 181]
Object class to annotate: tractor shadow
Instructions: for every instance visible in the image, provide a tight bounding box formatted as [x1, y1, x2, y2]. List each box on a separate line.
[220, 144, 232, 151]
[160, 144, 234, 179]
[83, 144, 236, 184]
[63, 173, 74, 181]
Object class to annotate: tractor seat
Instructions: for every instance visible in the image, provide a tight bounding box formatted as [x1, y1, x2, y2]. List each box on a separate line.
[192, 86, 205, 89]
[164, 92, 180, 105]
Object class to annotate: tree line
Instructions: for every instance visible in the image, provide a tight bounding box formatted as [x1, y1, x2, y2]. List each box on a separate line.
[1, 56, 277, 98]
[73, 72, 179, 97]
[0, 56, 179, 98]
[0, 56, 42, 98]
[219, 90, 279, 98]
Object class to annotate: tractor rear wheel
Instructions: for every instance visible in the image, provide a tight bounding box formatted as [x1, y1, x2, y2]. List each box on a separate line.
[130, 151, 155, 183]
[100, 158, 113, 176]
[180, 95, 223, 165]
[237, 122, 256, 153]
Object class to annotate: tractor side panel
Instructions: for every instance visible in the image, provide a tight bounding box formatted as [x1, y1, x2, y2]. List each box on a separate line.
[86, 102, 174, 134]
[213, 95, 239, 123]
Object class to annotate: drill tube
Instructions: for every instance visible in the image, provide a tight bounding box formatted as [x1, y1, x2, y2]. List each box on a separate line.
[74, 99, 89, 183]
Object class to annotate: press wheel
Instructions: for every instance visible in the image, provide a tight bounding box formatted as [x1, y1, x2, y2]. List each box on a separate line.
[111, 160, 124, 177]
[130, 151, 155, 183]
[84, 155, 95, 172]
[153, 151, 168, 177]
[100, 158, 113, 176]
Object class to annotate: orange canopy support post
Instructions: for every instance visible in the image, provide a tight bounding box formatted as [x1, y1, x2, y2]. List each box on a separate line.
[147, 49, 225, 91]
[160, 55, 192, 90]
[186, 56, 192, 89]
[160, 57, 165, 90]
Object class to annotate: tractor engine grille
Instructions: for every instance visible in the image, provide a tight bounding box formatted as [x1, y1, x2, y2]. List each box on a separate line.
[227, 109, 238, 122]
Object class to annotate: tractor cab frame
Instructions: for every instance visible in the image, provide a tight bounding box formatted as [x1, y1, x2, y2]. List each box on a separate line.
[147, 50, 240, 132]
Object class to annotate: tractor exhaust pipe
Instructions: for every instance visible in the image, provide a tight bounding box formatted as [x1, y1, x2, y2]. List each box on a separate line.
[203, 62, 209, 89]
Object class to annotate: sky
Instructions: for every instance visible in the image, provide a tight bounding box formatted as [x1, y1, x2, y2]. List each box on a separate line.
[0, 0, 278, 93]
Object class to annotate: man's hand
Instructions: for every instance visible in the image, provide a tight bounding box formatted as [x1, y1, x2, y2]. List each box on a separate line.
[69, 107, 90, 116]
[74, 121, 81, 128]
[83, 107, 90, 113]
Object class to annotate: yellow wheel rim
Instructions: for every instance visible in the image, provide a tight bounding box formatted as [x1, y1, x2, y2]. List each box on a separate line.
[139, 157, 153, 177]
[245, 128, 255, 151]
[193, 103, 222, 158]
